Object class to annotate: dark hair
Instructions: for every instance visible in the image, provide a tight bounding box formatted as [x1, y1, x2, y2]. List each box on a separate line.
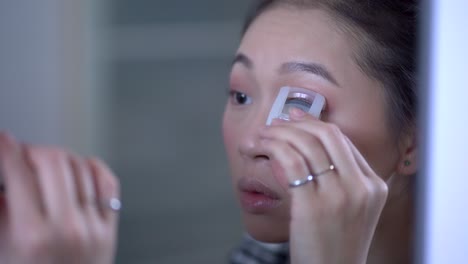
[243, 0, 418, 140]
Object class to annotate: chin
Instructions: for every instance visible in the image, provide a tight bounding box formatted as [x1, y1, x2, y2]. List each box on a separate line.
[242, 213, 290, 243]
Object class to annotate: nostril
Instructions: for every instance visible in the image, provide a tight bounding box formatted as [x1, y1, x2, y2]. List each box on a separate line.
[255, 154, 270, 160]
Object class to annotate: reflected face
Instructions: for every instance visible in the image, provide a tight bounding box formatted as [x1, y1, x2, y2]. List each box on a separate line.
[222, 6, 401, 242]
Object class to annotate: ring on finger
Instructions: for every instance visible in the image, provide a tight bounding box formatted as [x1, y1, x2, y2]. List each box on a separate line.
[84, 197, 121, 212]
[289, 164, 336, 188]
[102, 197, 122, 212]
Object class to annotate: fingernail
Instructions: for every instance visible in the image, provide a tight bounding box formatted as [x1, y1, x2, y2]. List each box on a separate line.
[289, 107, 306, 119]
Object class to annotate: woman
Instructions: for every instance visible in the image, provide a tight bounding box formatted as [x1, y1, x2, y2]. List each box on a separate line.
[226, 1, 418, 263]
[0, 0, 418, 263]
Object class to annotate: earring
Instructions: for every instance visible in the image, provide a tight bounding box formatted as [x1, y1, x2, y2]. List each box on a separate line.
[404, 160, 411, 166]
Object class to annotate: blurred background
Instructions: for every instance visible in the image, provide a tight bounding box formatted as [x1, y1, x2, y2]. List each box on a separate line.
[0, 0, 251, 263]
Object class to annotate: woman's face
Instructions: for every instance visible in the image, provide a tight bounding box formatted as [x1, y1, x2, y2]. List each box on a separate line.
[223, 6, 402, 242]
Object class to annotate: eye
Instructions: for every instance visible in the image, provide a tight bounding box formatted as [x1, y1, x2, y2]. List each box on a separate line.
[229, 90, 253, 105]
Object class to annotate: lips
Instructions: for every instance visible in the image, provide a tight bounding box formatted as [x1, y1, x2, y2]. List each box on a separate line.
[237, 178, 282, 214]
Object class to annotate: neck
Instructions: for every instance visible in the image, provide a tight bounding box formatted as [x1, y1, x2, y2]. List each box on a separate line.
[368, 175, 415, 264]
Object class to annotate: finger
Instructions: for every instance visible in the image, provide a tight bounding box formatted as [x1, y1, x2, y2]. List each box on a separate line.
[343, 137, 388, 200]
[258, 138, 312, 191]
[29, 146, 79, 220]
[258, 138, 341, 219]
[69, 155, 97, 212]
[258, 138, 338, 209]
[282, 116, 363, 182]
[88, 158, 120, 222]
[0, 133, 44, 223]
[343, 136, 375, 177]
[261, 124, 339, 190]
[287, 114, 382, 204]
[261, 124, 333, 177]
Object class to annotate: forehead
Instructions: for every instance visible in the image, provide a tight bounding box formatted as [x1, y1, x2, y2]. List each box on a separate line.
[237, 6, 357, 83]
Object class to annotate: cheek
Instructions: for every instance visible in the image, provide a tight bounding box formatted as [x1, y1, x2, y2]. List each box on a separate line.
[341, 115, 400, 179]
[350, 130, 400, 179]
[332, 96, 400, 178]
[222, 112, 237, 160]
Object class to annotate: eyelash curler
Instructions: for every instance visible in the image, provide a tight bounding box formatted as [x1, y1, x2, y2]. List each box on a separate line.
[266, 86, 326, 125]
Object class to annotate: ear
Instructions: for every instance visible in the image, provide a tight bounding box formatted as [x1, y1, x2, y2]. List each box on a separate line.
[396, 129, 418, 176]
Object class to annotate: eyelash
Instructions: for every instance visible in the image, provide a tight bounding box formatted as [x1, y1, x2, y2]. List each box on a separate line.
[227, 88, 330, 117]
[228, 90, 253, 105]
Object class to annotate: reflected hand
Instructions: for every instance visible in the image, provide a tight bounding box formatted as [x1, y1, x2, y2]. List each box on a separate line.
[259, 109, 388, 264]
[0, 132, 120, 264]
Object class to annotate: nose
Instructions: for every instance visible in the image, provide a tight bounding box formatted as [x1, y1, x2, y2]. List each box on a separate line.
[238, 104, 271, 162]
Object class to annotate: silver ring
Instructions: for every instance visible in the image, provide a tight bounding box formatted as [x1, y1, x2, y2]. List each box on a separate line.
[289, 165, 336, 188]
[103, 197, 122, 212]
[289, 175, 314, 187]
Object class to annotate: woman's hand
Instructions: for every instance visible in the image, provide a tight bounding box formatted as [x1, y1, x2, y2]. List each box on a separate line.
[259, 109, 388, 264]
[0, 132, 120, 264]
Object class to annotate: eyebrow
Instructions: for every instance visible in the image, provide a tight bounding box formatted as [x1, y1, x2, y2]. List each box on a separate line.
[280, 62, 340, 87]
[232, 53, 340, 87]
[232, 53, 253, 69]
